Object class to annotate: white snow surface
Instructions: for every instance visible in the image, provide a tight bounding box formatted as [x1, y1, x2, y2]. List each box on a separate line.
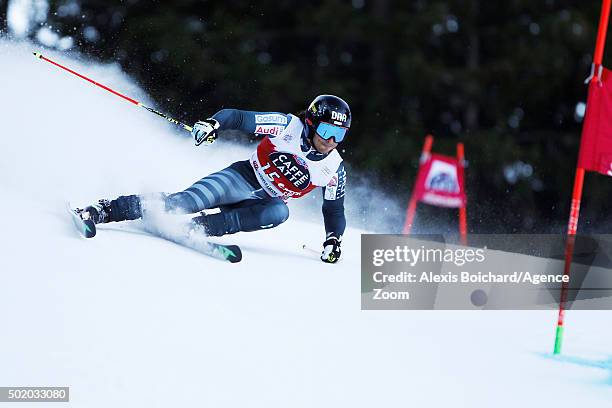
[1, 39, 612, 407]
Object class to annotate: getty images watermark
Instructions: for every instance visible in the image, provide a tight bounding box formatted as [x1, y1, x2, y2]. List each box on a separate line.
[361, 234, 612, 310]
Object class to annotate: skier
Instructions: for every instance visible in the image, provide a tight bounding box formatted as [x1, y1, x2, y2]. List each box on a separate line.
[76, 95, 350, 263]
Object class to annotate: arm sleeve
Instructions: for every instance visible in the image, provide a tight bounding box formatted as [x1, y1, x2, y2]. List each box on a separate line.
[321, 162, 347, 239]
[211, 109, 289, 136]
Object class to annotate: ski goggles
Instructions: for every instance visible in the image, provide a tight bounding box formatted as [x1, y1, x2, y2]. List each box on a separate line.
[315, 122, 348, 143]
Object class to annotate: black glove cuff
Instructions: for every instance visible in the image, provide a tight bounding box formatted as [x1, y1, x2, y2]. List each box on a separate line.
[323, 236, 341, 247]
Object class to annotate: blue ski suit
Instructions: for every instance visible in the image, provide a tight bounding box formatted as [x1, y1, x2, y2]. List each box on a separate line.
[109, 109, 346, 240]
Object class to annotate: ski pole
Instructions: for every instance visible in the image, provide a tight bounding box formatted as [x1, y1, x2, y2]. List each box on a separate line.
[32, 51, 192, 133]
[302, 244, 320, 256]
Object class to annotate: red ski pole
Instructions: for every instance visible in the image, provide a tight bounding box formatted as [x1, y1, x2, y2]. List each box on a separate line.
[32, 51, 193, 133]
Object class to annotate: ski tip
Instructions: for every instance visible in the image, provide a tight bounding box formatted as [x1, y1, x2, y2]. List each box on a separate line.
[33, 51, 43, 59]
[66, 201, 97, 238]
[224, 245, 242, 263]
[82, 219, 97, 238]
[229, 245, 242, 263]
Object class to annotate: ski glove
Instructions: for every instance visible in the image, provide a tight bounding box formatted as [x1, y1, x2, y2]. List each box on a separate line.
[192, 119, 220, 146]
[321, 236, 341, 264]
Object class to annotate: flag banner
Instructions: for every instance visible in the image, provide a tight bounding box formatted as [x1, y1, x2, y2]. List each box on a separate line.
[413, 153, 466, 208]
[578, 66, 612, 176]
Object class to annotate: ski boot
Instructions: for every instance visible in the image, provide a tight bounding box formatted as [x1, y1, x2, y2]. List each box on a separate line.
[190, 212, 213, 236]
[75, 199, 112, 225]
[190, 209, 243, 237]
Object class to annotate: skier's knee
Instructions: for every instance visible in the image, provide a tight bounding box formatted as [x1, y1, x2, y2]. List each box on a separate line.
[205, 199, 289, 236]
[263, 200, 289, 227]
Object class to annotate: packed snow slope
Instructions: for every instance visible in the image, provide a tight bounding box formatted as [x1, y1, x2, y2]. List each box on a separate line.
[1, 40, 612, 407]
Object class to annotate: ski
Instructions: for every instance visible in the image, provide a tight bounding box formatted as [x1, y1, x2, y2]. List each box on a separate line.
[67, 202, 96, 238]
[66, 202, 241, 262]
[143, 226, 242, 263]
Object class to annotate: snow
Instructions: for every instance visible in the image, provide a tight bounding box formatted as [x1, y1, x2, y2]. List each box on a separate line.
[1, 39, 612, 407]
[6, 0, 49, 39]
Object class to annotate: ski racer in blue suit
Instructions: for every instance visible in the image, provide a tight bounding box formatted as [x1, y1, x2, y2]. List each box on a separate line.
[77, 95, 350, 263]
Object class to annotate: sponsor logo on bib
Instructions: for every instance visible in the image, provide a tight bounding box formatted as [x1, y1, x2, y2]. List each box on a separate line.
[269, 152, 311, 190]
[255, 125, 284, 136]
[255, 114, 288, 124]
